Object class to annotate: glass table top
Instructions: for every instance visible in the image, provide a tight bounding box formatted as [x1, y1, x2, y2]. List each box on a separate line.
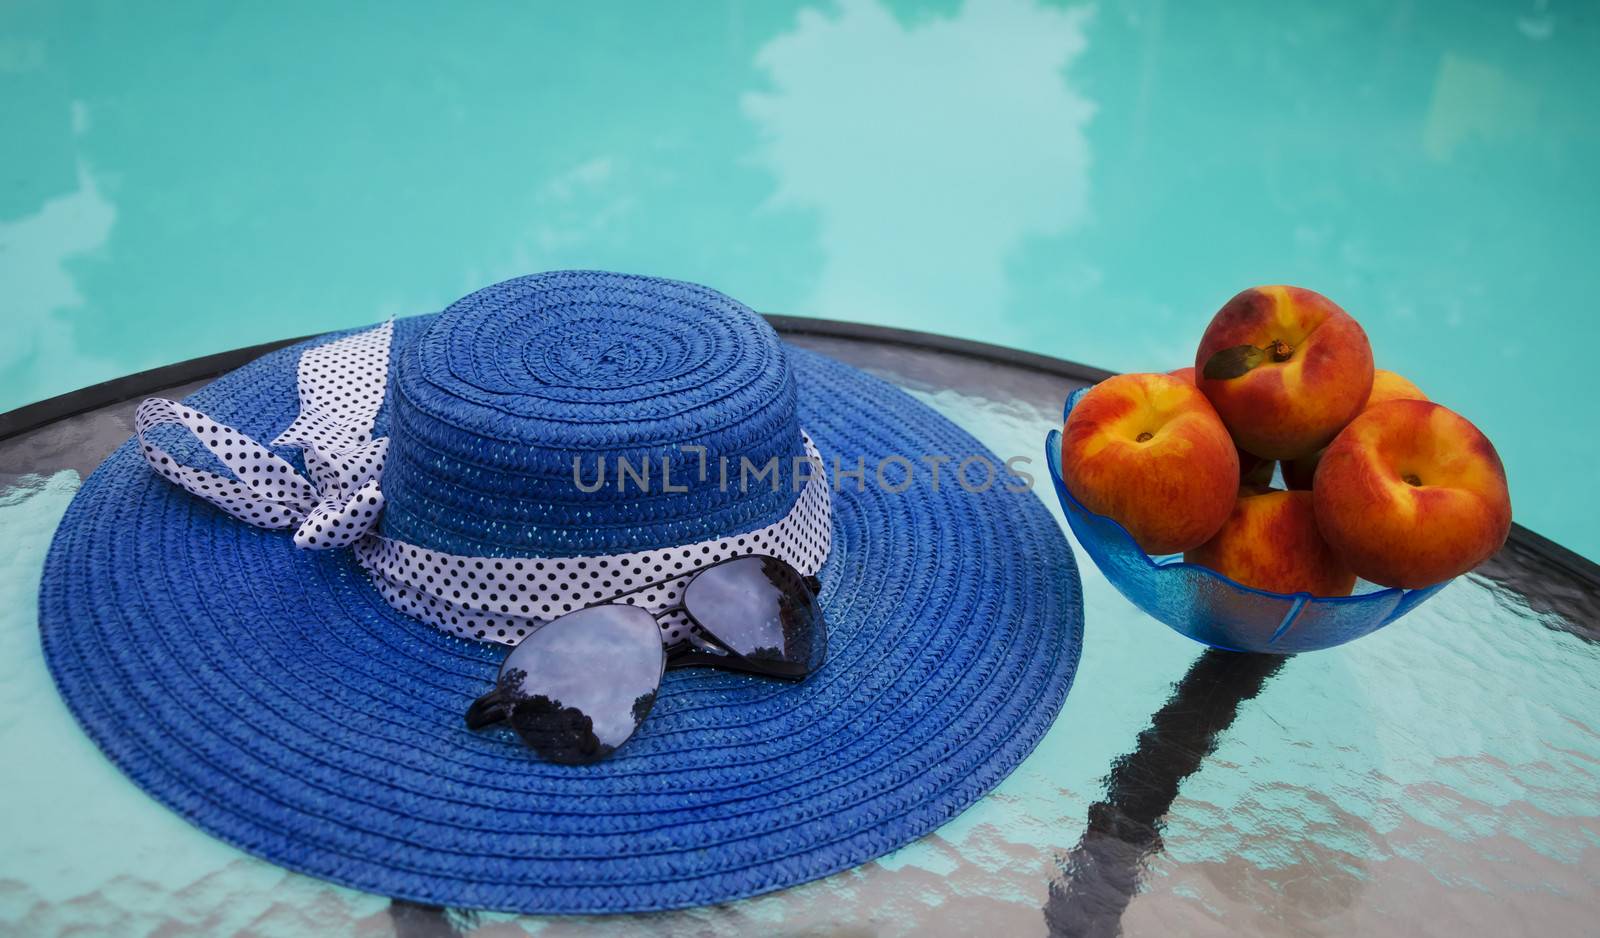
[0, 327, 1595, 937]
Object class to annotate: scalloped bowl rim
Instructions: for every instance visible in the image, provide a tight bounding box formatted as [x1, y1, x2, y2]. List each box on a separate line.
[1049, 385, 1446, 609]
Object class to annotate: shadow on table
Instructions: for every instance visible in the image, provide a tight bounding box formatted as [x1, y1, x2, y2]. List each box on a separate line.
[390, 899, 470, 937]
[1043, 648, 1288, 938]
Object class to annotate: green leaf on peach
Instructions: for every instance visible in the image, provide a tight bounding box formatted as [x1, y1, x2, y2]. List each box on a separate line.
[1202, 344, 1266, 380]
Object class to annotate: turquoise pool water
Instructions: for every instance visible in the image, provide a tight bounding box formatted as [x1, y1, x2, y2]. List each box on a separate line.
[4, 1, 1597, 557]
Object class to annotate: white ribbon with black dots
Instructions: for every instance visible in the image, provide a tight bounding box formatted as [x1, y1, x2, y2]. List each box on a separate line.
[136, 321, 393, 550]
[353, 432, 831, 646]
[135, 321, 833, 647]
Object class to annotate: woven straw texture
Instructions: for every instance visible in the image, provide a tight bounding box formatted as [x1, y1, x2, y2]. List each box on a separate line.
[38, 279, 1083, 914]
[384, 272, 805, 557]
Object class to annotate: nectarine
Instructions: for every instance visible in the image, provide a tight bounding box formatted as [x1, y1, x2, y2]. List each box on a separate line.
[1284, 368, 1428, 489]
[1314, 400, 1511, 589]
[1196, 286, 1374, 460]
[1185, 488, 1356, 596]
[1061, 373, 1238, 554]
[1171, 364, 1273, 485]
[1365, 369, 1427, 408]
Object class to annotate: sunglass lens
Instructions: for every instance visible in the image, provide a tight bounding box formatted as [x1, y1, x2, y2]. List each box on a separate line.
[467, 604, 664, 764]
[682, 555, 826, 678]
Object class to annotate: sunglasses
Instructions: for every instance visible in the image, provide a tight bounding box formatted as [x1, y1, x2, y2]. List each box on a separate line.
[464, 554, 826, 764]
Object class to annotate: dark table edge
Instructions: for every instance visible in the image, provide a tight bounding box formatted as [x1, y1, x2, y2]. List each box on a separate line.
[0, 335, 318, 442]
[2, 315, 1592, 587]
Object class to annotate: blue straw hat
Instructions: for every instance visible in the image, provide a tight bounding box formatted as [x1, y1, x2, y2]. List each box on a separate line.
[38, 271, 1083, 914]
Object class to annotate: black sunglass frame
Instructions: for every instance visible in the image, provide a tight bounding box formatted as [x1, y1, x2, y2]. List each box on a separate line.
[654, 558, 823, 681]
[465, 554, 824, 735]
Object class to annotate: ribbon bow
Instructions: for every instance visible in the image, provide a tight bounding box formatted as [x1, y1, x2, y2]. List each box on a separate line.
[135, 321, 394, 550]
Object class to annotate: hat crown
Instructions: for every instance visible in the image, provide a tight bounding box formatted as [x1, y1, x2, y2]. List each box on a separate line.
[379, 271, 805, 557]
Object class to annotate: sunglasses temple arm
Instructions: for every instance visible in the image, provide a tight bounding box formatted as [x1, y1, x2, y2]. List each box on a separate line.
[465, 686, 513, 730]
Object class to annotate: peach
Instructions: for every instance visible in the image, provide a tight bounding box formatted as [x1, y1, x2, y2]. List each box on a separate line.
[1061, 373, 1239, 554]
[1314, 400, 1511, 589]
[1169, 365, 1274, 485]
[1365, 368, 1427, 408]
[1195, 286, 1374, 459]
[1284, 369, 1428, 490]
[1185, 488, 1356, 596]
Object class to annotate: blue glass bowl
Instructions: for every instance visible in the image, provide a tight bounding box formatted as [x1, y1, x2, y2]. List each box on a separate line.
[1046, 387, 1449, 653]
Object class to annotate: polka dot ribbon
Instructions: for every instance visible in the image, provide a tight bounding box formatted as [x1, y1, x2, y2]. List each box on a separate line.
[352, 433, 831, 646]
[135, 321, 393, 551]
[134, 321, 833, 647]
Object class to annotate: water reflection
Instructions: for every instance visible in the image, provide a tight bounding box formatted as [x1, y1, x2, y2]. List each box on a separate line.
[743, 0, 1094, 342]
[0, 154, 116, 406]
[1421, 53, 1537, 161]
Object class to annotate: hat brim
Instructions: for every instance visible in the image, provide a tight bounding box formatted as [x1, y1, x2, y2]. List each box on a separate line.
[38, 315, 1083, 914]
